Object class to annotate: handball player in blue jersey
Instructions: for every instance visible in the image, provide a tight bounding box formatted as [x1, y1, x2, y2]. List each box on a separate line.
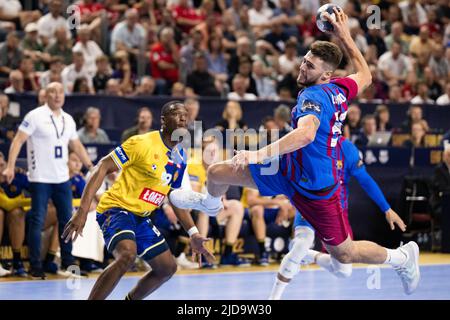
[171, 8, 420, 294]
[269, 137, 407, 299]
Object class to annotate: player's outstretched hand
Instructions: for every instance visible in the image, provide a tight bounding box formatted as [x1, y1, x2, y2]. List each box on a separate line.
[323, 6, 351, 40]
[232, 150, 260, 171]
[62, 209, 88, 243]
[190, 233, 215, 267]
[385, 208, 407, 232]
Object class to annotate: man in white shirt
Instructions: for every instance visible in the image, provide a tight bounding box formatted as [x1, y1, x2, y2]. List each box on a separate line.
[37, 0, 72, 47]
[72, 24, 104, 77]
[110, 8, 146, 55]
[377, 41, 412, 84]
[61, 51, 94, 93]
[227, 74, 257, 101]
[3, 82, 93, 279]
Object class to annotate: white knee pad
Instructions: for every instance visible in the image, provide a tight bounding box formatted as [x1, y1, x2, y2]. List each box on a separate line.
[279, 228, 315, 279]
[331, 256, 353, 278]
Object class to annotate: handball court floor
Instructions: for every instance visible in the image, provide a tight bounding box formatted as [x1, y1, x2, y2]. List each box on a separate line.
[1, 253, 450, 300]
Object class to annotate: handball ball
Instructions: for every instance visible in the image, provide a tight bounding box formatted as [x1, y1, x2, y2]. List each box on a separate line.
[316, 3, 342, 32]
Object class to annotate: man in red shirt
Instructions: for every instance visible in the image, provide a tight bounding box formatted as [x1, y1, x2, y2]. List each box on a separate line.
[150, 27, 180, 94]
[172, 0, 204, 34]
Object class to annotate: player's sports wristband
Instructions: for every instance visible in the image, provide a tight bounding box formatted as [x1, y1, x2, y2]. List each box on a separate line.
[187, 226, 199, 237]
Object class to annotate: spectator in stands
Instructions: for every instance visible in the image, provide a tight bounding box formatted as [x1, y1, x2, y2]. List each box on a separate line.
[173, 0, 203, 34]
[189, 137, 250, 267]
[2, 82, 93, 279]
[206, 33, 228, 83]
[61, 51, 94, 94]
[252, 60, 277, 100]
[150, 27, 180, 94]
[21, 22, 49, 72]
[375, 104, 392, 132]
[111, 50, 133, 95]
[186, 52, 221, 97]
[0, 32, 23, 77]
[409, 26, 434, 59]
[77, 107, 110, 144]
[133, 76, 156, 96]
[388, 84, 408, 103]
[401, 104, 430, 133]
[360, 64, 388, 102]
[252, 39, 279, 77]
[18, 56, 40, 92]
[227, 36, 253, 79]
[216, 100, 247, 132]
[402, 122, 427, 148]
[180, 29, 204, 82]
[227, 74, 257, 101]
[436, 83, 450, 106]
[171, 81, 187, 98]
[277, 87, 294, 102]
[72, 24, 104, 78]
[274, 104, 293, 138]
[37, 0, 71, 47]
[234, 57, 257, 95]
[377, 41, 412, 85]
[398, 0, 428, 34]
[121, 107, 153, 142]
[277, 60, 300, 100]
[104, 78, 123, 96]
[45, 26, 73, 66]
[423, 67, 443, 101]
[355, 114, 377, 147]
[93, 55, 112, 93]
[248, 0, 273, 32]
[4, 70, 24, 94]
[184, 97, 203, 147]
[110, 8, 146, 58]
[0, 94, 18, 142]
[384, 21, 410, 54]
[72, 77, 92, 94]
[39, 56, 64, 89]
[278, 38, 301, 77]
[344, 104, 362, 142]
[411, 82, 434, 104]
[429, 44, 448, 87]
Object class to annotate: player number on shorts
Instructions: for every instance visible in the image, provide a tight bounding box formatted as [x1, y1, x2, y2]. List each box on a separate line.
[152, 225, 161, 237]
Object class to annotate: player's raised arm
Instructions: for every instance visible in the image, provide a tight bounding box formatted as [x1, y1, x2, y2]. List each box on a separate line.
[324, 7, 372, 95]
[62, 155, 118, 243]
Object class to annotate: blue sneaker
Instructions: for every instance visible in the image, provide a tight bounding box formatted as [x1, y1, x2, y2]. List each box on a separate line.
[256, 251, 270, 266]
[43, 261, 59, 274]
[220, 253, 251, 267]
[12, 261, 27, 277]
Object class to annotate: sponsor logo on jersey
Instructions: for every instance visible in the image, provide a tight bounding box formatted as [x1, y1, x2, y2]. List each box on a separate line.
[301, 100, 321, 114]
[139, 188, 166, 206]
[114, 146, 129, 164]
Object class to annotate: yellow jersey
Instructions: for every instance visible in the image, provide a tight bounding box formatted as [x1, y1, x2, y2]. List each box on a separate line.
[187, 161, 207, 189]
[97, 131, 187, 216]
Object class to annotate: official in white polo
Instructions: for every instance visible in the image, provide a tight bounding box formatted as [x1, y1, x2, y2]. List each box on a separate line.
[3, 82, 93, 279]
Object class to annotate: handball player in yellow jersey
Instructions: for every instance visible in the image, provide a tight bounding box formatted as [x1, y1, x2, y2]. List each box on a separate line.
[62, 101, 214, 300]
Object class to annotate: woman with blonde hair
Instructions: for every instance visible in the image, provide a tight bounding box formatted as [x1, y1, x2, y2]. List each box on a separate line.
[215, 100, 248, 131]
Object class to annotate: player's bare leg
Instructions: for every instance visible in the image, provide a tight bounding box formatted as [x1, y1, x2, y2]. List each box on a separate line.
[218, 200, 244, 246]
[325, 236, 420, 294]
[88, 240, 137, 300]
[6, 208, 26, 257]
[170, 161, 257, 216]
[126, 250, 177, 300]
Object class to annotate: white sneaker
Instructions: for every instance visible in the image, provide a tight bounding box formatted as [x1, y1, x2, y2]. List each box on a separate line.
[393, 241, 420, 295]
[0, 265, 11, 277]
[176, 253, 200, 269]
[169, 189, 223, 216]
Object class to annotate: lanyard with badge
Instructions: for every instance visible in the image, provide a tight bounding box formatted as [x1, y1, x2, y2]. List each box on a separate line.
[50, 114, 65, 159]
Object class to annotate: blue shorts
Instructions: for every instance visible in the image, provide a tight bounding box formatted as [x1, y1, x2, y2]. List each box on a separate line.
[97, 208, 169, 261]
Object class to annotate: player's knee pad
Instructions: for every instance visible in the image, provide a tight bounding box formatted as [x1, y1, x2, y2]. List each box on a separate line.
[331, 256, 353, 279]
[293, 226, 315, 249]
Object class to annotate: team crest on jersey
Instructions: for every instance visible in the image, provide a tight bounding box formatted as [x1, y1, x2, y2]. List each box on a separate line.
[301, 100, 321, 114]
[152, 164, 157, 170]
[139, 188, 165, 206]
[336, 160, 343, 169]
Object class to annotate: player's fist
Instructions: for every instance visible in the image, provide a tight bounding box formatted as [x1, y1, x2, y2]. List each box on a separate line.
[322, 6, 351, 40]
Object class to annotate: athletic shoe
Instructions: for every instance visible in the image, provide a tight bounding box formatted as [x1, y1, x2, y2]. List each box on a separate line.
[176, 253, 200, 269]
[29, 268, 46, 280]
[43, 261, 59, 274]
[393, 241, 420, 295]
[201, 261, 217, 269]
[12, 261, 27, 277]
[220, 253, 251, 267]
[169, 189, 223, 217]
[255, 251, 269, 266]
[0, 265, 11, 277]
[58, 267, 89, 278]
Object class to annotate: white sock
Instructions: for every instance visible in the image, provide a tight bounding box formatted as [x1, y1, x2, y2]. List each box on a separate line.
[315, 252, 335, 273]
[269, 278, 289, 300]
[203, 191, 221, 208]
[384, 248, 408, 267]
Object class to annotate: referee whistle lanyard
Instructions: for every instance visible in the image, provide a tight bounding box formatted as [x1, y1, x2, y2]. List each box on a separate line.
[50, 114, 65, 139]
